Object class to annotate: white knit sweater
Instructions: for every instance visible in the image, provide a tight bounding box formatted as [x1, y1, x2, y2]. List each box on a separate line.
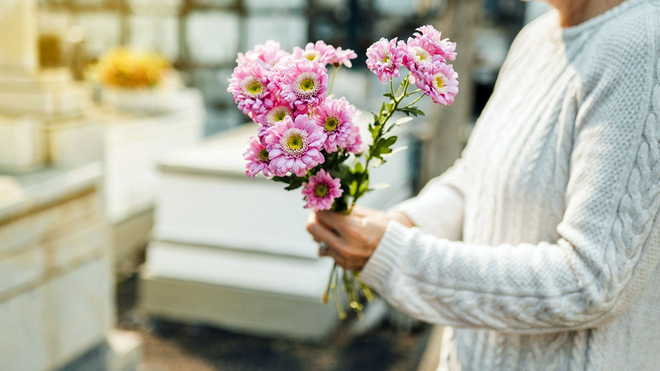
[360, 1, 660, 370]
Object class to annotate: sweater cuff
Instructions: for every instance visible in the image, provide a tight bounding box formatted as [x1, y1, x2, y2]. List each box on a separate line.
[360, 220, 411, 295]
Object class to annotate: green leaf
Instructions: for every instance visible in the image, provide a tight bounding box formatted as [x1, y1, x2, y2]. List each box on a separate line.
[284, 176, 304, 190]
[371, 136, 398, 159]
[349, 180, 358, 197]
[357, 179, 370, 197]
[382, 93, 394, 99]
[353, 161, 364, 174]
[381, 145, 408, 158]
[272, 176, 290, 184]
[399, 106, 425, 117]
[369, 122, 380, 141]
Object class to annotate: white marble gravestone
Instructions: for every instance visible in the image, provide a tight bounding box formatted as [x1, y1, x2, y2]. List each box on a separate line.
[0, 164, 114, 370]
[100, 88, 205, 272]
[0, 0, 38, 75]
[0, 0, 101, 174]
[140, 119, 413, 340]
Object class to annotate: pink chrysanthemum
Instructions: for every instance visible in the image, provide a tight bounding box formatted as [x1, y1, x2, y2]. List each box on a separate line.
[244, 136, 272, 179]
[314, 97, 362, 153]
[292, 41, 335, 65]
[413, 25, 456, 61]
[237, 40, 289, 69]
[404, 37, 447, 73]
[227, 63, 274, 117]
[329, 47, 358, 68]
[301, 169, 343, 212]
[345, 125, 363, 154]
[413, 63, 459, 105]
[366, 38, 406, 84]
[277, 60, 328, 113]
[265, 115, 326, 177]
[255, 101, 294, 130]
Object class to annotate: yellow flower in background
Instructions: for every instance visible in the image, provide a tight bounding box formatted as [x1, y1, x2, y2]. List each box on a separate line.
[95, 48, 171, 89]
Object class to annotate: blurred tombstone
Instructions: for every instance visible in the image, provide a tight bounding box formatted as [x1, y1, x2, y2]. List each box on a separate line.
[128, 15, 180, 61]
[127, 0, 181, 61]
[0, 166, 112, 371]
[244, 14, 308, 52]
[140, 117, 414, 341]
[97, 88, 205, 273]
[244, 0, 306, 10]
[186, 11, 240, 65]
[38, 10, 74, 68]
[0, 0, 39, 75]
[0, 0, 102, 173]
[127, 0, 182, 14]
[76, 12, 122, 59]
[0, 1, 136, 369]
[72, 0, 107, 6]
[191, 0, 237, 6]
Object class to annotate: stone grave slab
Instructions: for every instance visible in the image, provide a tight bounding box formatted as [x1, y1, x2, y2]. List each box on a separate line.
[141, 118, 413, 340]
[0, 163, 117, 370]
[100, 89, 205, 271]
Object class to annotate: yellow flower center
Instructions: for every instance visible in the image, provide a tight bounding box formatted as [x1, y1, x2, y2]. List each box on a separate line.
[300, 78, 315, 92]
[435, 76, 445, 89]
[433, 73, 448, 92]
[324, 117, 339, 132]
[287, 134, 304, 150]
[247, 81, 262, 95]
[274, 110, 287, 122]
[410, 46, 430, 62]
[382, 55, 390, 64]
[303, 50, 319, 61]
[258, 148, 269, 162]
[314, 184, 328, 197]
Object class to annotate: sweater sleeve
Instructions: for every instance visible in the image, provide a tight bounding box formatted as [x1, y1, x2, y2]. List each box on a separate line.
[388, 158, 467, 241]
[360, 25, 660, 333]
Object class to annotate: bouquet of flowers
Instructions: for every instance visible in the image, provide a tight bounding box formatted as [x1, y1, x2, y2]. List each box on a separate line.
[228, 25, 458, 318]
[94, 48, 171, 89]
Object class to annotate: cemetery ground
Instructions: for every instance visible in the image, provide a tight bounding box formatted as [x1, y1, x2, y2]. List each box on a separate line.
[116, 264, 432, 371]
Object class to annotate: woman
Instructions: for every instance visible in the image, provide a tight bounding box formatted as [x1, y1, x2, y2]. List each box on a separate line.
[306, 0, 660, 369]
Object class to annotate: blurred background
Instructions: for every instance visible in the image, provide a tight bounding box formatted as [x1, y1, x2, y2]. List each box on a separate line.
[0, 0, 549, 370]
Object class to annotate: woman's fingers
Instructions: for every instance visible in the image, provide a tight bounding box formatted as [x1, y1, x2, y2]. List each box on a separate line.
[306, 213, 343, 247]
[308, 210, 386, 271]
[315, 210, 352, 230]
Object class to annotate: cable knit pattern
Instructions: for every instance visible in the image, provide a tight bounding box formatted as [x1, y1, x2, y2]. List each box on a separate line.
[361, 1, 660, 370]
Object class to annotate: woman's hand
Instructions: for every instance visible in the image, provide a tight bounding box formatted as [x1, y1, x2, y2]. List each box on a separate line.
[306, 206, 414, 271]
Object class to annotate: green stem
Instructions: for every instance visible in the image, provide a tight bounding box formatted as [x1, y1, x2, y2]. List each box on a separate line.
[322, 262, 336, 304]
[402, 92, 425, 109]
[331, 266, 346, 319]
[347, 76, 411, 214]
[404, 88, 422, 97]
[328, 66, 339, 96]
[395, 75, 407, 97]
